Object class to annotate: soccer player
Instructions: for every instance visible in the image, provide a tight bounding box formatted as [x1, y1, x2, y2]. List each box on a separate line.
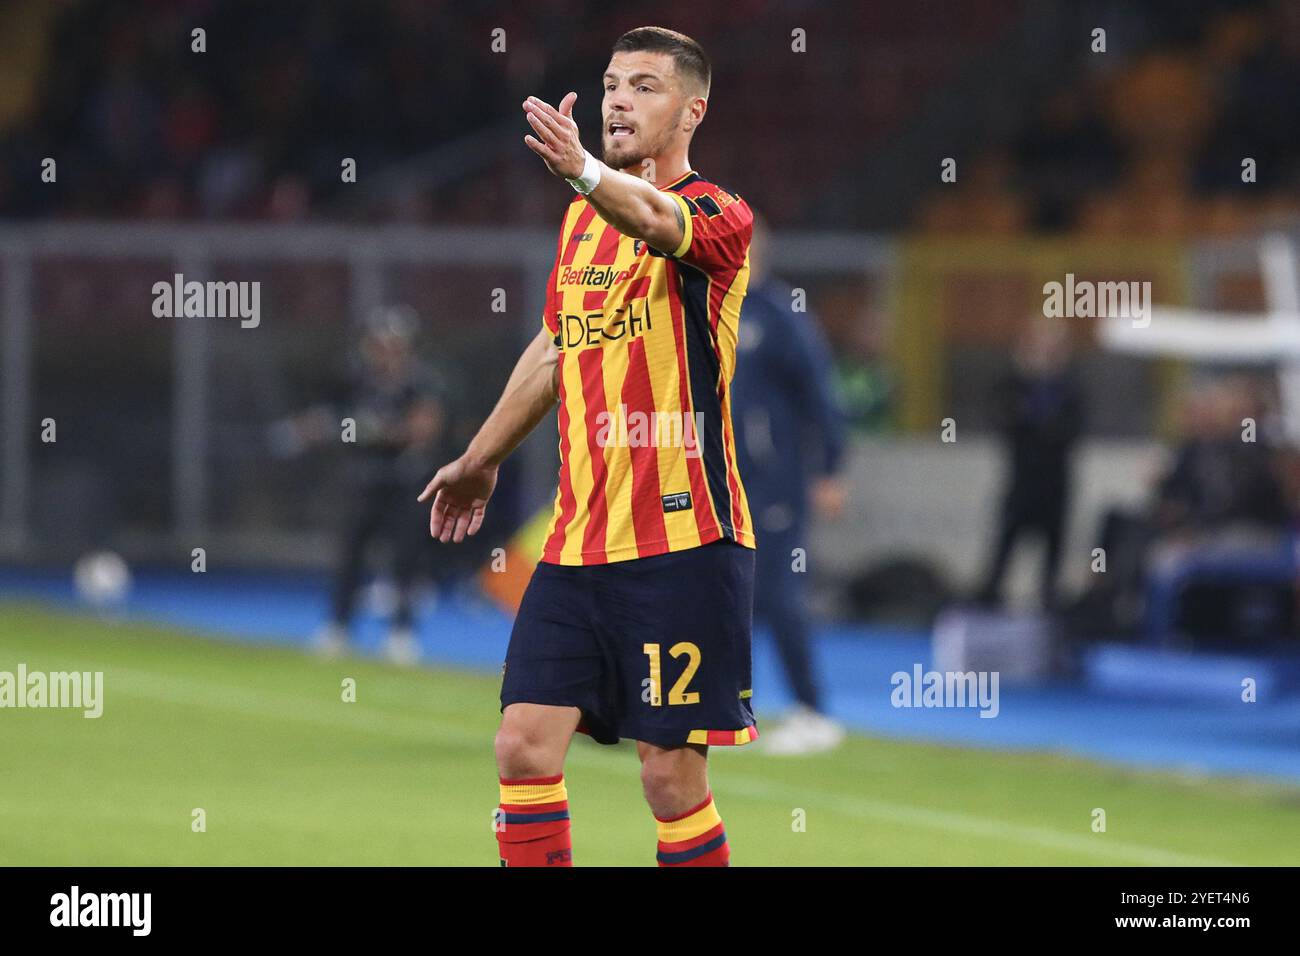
[273, 307, 448, 665]
[419, 26, 756, 866]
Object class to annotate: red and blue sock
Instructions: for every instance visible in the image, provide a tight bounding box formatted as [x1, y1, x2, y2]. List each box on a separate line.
[496, 774, 572, 867]
[655, 792, 730, 867]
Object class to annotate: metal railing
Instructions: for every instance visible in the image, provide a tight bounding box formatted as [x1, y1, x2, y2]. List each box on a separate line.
[0, 222, 894, 563]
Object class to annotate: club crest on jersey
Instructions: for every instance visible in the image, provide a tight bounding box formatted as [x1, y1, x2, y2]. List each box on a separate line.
[633, 239, 645, 256]
[661, 492, 692, 513]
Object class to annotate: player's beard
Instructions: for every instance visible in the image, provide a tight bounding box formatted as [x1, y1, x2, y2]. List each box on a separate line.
[601, 120, 675, 179]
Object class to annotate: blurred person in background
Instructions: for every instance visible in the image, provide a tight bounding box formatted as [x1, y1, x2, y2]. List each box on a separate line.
[271, 306, 450, 664]
[1079, 375, 1292, 639]
[834, 305, 895, 434]
[976, 316, 1083, 612]
[1151, 377, 1289, 534]
[732, 216, 849, 755]
[1141, 376, 1293, 642]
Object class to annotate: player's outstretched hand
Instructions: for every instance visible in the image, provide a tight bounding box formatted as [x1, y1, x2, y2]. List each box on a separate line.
[522, 92, 586, 179]
[417, 455, 498, 543]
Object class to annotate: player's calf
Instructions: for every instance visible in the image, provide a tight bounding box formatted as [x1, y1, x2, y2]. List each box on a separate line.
[639, 743, 730, 867]
[493, 704, 580, 866]
[496, 774, 572, 867]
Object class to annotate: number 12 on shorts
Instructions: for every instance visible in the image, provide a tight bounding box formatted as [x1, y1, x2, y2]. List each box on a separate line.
[642, 642, 702, 706]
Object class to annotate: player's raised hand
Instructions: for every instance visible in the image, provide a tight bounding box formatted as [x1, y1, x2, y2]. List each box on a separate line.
[417, 455, 497, 544]
[523, 92, 586, 179]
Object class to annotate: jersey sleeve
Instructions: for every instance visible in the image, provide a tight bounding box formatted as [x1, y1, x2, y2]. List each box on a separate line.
[655, 188, 753, 276]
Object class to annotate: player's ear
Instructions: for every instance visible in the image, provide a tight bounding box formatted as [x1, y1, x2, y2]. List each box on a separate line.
[683, 95, 707, 132]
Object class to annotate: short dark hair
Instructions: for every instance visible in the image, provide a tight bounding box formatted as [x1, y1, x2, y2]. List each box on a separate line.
[611, 26, 711, 96]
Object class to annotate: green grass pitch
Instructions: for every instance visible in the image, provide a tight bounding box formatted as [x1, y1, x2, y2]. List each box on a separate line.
[2, 602, 1298, 866]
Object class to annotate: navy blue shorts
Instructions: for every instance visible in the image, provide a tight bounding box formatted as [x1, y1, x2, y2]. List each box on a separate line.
[500, 539, 758, 748]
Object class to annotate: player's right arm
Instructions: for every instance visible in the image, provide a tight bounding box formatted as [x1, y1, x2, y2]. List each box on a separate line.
[417, 327, 559, 543]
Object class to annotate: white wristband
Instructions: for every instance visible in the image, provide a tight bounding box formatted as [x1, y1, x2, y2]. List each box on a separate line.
[566, 151, 602, 195]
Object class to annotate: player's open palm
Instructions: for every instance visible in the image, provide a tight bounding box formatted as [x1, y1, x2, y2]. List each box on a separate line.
[417, 456, 497, 543]
[522, 92, 585, 179]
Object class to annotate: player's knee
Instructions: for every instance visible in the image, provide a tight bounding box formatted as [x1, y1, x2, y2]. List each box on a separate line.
[493, 727, 537, 778]
[639, 754, 701, 818]
[493, 725, 556, 779]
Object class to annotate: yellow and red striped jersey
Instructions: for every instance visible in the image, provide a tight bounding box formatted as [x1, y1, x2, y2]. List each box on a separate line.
[539, 170, 755, 565]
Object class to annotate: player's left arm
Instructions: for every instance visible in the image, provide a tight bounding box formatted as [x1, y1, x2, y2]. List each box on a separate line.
[522, 93, 684, 255]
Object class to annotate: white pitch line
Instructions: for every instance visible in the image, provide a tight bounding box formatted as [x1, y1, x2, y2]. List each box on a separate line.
[704, 773, 1239, 867]
[60, 663, 1247, 867]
